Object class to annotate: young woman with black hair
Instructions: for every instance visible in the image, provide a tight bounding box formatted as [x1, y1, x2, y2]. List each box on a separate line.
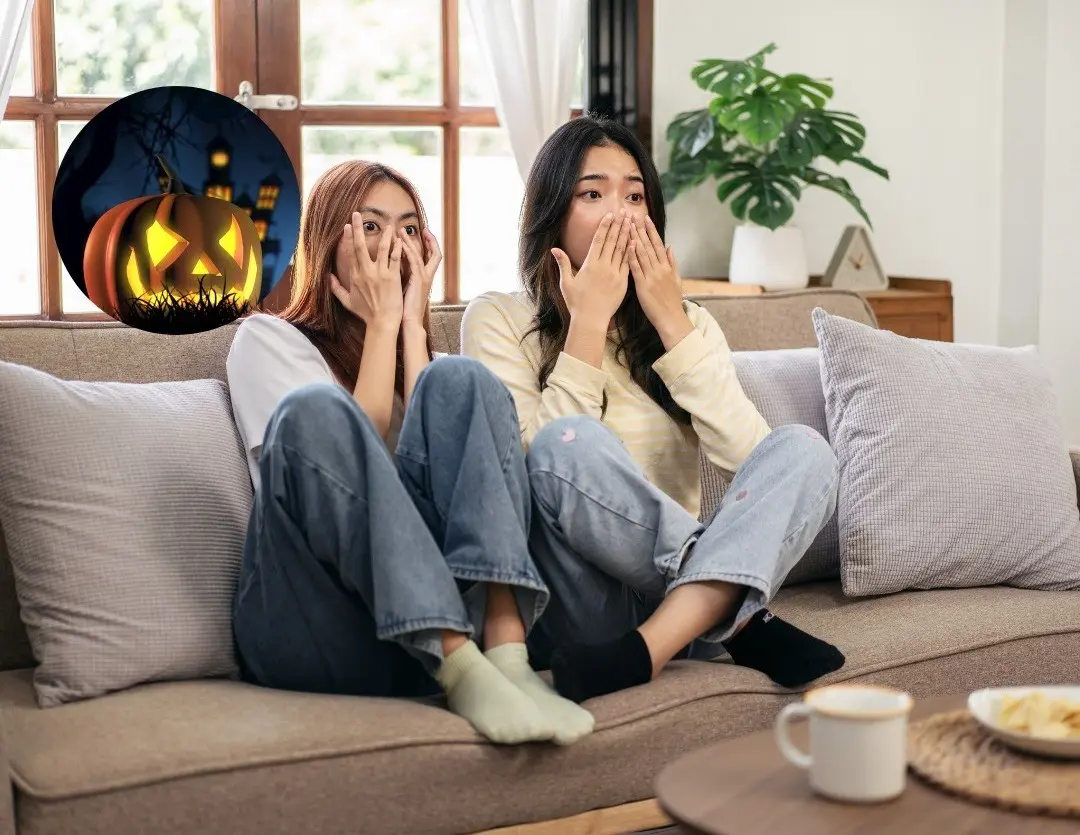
[462, 116, 846, 704]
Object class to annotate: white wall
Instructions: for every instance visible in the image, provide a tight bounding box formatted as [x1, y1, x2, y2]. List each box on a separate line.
[652, 0, 1006, 347]
[998, 0, 1047, 349]
[1038, 0, 1080, 445]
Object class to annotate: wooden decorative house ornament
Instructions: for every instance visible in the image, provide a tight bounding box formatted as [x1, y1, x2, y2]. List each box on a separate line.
[822, 225, 888, 291]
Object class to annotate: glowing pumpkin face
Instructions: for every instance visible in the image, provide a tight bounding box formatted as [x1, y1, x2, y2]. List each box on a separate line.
[82, 157, 263, 320]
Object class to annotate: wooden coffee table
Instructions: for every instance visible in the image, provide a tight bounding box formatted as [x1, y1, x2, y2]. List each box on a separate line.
[656, 695, 1080, 834]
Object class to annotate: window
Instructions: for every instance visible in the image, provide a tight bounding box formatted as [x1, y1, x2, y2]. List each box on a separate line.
[275, 0, 584, 307]
[0, 0, 584, 319]
[1, 0, 220, 318]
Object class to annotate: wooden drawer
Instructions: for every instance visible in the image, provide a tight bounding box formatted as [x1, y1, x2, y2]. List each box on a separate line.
[860, 278, 954, 342]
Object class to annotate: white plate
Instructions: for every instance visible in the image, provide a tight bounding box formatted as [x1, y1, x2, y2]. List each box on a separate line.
[968, 686, 1080, 760]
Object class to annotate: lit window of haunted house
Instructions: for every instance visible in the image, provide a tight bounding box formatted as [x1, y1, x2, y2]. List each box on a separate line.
[200, 135, 282, 257]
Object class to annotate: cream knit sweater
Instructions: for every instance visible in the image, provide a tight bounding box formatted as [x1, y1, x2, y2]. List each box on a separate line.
[461, 291, 771, 520]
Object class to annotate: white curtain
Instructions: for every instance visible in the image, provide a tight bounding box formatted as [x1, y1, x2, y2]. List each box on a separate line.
[0, 0, 34, 120]
[465, 0, 588, 183]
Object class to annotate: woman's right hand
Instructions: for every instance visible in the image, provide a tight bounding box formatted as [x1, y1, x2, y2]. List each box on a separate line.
[551, 212, 632, 328]
[329, 214, 404, 332]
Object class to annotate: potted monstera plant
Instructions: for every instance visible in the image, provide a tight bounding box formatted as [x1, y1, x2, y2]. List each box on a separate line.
[661, 43, 888, 290]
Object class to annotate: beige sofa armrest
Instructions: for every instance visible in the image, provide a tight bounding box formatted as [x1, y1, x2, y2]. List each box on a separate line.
[0, 717, 14, 835]
[1071, 448, 1080, 512]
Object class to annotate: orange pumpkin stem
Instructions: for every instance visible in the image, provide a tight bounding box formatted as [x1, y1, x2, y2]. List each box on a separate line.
[154, 154, 188, 196]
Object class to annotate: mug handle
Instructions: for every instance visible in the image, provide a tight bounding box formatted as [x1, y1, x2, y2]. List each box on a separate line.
[774, 702, 813, 769]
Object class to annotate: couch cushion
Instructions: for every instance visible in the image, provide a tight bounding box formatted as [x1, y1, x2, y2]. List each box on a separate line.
[431, 304, 465, 354]
[0, 362, 251, 707]
[726, 347, 838, 585]
[69, 321, 241, 382]
[689, 290, 876, 351]
[6, 582, 1079, 835]
[814, 308, 1080, 596]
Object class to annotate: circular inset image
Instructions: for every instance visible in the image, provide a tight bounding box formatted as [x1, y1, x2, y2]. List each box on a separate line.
[53, 85, 300, 335]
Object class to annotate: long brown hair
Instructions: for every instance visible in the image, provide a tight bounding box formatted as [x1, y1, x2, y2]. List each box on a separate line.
[520, 116, 691, 425]
[278, 160, 434, 395]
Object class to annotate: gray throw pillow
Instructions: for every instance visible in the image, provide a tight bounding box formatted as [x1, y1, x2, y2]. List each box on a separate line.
[812, 308, 1080, 597]
[0, 361, 252, 707]
[729, 348, 839, 585]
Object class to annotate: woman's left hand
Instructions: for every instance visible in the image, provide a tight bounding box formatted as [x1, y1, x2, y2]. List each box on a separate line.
[628, 216, 692, 347]
[401, 228, 443, 329]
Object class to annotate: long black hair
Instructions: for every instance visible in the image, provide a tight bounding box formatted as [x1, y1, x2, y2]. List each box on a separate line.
[520, 114, 691, 425]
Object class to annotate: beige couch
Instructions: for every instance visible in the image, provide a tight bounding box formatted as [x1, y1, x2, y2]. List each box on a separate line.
[1, 288, 1079, 835]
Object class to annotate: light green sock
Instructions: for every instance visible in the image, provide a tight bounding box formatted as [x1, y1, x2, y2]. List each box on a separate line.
[485, 642, 596, 746]
[435, 640, 555, 745]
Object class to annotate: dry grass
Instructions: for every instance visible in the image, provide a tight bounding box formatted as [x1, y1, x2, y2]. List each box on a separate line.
[120, 280, 250, 335]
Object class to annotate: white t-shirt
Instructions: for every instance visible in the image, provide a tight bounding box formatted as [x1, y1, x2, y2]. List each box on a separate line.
[226, 313, 403, 492]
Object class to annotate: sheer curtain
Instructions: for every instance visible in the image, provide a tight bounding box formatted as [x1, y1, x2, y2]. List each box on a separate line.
[465, 0, 587, 182]
[0, 0, 33, 119]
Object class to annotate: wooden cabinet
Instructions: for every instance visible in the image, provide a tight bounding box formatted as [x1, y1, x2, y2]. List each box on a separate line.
[682, 276, 955, 343]
[854, 277, 953, 342]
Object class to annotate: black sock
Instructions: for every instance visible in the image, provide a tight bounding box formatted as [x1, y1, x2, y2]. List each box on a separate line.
[549, 630, 653, 704]
[722, 609, 845, 688]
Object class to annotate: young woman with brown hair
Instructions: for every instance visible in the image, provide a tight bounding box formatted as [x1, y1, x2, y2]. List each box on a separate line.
[225, 160, 593, 745]
[462, 117, 846, 704]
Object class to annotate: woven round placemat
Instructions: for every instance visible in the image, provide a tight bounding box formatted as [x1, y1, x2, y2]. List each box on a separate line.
[908, 710, 1080, 818]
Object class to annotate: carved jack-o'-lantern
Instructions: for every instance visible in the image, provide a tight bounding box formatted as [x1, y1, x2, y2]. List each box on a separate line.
[83, 155, 263, 319]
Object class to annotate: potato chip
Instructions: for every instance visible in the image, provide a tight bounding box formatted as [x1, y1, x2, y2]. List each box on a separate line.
[994, 691, 1080, 740]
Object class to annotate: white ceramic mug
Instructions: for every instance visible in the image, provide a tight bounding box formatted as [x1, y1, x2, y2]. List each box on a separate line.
[774, 684, 914, 803]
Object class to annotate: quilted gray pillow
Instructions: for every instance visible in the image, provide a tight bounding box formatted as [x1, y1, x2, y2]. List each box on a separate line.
[0, 361, 251, 707]
[729, 348, 838, 585]
[812, 308, 1080, 596]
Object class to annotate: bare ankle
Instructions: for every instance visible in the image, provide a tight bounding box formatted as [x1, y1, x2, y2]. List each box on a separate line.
[482, 583, 527, 650]
[636, 581, 745, 678]
[440, 630, 470, 657]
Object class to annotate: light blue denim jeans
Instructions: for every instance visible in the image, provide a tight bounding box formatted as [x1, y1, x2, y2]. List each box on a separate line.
[232, 356, 549, 698]
[524, 415, 838, 666]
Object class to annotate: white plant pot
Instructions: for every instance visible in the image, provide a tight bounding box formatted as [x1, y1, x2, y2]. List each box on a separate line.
[728, 225, 810, 291]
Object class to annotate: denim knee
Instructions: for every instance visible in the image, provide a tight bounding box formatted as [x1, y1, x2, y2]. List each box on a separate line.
[265, 382, 376, 451]
[415, 355, 511, 406]
[406, 357, 521, 460]
[528, 414, 608, 458]
[764, 424, 838, 481]
[525, 415, 622, 494]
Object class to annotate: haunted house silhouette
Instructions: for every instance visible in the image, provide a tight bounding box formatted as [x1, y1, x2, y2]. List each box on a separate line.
[157, 134, 283, 257]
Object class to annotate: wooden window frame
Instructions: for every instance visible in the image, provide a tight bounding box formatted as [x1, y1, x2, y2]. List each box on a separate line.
[257, 0, 508, 309]
[2, 0, 260, 321]
[1, 0, 617, 320]
[259, 0, 588, 309]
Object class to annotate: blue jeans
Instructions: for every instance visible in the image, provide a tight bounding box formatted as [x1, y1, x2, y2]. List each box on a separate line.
[232, 356, 549, 698]
[524, 416, 838, 666]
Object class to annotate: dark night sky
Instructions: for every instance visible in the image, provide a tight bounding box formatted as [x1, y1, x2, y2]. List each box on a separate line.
[53, 86, 300, 301]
